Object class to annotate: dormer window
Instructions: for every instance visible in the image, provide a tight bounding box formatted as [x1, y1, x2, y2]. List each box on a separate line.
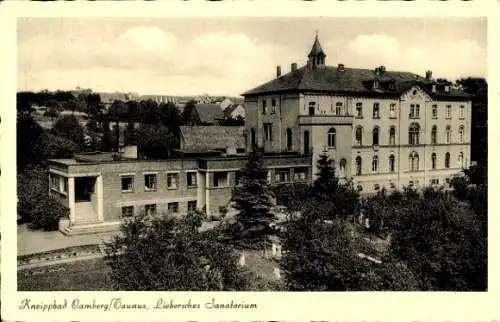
[389, 80, 396, 90]
[373, 79, 379, 90]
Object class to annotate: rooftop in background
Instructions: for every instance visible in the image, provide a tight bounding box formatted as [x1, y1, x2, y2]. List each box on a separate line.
[180, 126, 245, 153]
[195, 104, 225, 123]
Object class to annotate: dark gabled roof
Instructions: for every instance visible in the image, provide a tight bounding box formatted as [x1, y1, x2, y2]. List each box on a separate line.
[242, 65, 473, 99]
[180, 126, 245, 153]
[195, 104, 225, 123]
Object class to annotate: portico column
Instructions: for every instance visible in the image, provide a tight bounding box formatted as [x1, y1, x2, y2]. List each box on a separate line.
[205, 172, 210, 216]
[68, 177, 76, 225]
[96, 175, 104, 221]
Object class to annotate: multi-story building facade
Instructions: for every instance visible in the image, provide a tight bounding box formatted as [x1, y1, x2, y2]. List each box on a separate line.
[243, 35, 472, 194]
[49, 128, 311, 235]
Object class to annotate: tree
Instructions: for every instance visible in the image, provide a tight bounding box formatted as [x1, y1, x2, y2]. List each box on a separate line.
[230, 147, 275, 243]
[104, 211, 250, 291]
[181, 100, 199, 125]
[456, 77, 487, 168]
[310, 153, 359, 220]
[281, 201, 368, 291]
[138, 99, 160, 125]
[17, 114, 46, 171]
[389, 188, 487, 291]
[136, 124, 176, 159]
[101, 116, 114, 152]
[52, 115, 85, 148]
[159, 102, 182, 144]
[124, 122, 137, 146]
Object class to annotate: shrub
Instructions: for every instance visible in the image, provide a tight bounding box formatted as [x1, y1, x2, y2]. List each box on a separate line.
[28, 195, 69, 231]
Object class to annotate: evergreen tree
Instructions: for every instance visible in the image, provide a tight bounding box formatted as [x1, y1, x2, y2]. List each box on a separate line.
[230, 147, 275, 243]
[310, 153, 359, 220]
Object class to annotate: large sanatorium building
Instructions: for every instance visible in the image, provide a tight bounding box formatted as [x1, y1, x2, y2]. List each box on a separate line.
[48, 35, 472, 235]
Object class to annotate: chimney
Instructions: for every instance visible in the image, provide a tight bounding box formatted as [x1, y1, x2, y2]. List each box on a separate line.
[123, 145, 138, 159]
[337, 64, 345, 72]
[291, 62, 297, 72]
[276, 65, 281, 78]
[425, 70, 433, 80]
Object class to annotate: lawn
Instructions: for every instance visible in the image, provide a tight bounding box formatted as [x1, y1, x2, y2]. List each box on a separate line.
[18, 258, 114, 291]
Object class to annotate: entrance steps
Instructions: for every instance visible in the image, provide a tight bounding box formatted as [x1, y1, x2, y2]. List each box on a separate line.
[59, 219, 121, 236]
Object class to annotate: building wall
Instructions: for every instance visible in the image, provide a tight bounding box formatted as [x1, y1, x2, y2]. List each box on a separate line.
[244, 84, 472, 195]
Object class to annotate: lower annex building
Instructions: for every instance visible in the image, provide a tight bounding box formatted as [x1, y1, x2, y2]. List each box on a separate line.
[48, 35, 472, 235]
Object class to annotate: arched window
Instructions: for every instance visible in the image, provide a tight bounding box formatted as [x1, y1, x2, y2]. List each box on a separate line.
[372, 155, 379, 172]
[446, 126, 452, 144]
[286, 128, 292, 150]
[445, 152, 450, 168]
[303, 130, 310, 154]
[339, 158, 347, 178]
[431, 125, 438, 145]
[458, 125, 465, 144]
[372, 126, 379, 146]
[327, 128, 336, 147]
[431, 153, 437, 169]
[409, 123, 420, 145]
[355, 156, 362, 175]
[389, 154, 395, 172]
[458, 152, 464, 168]
[389, 126, 396, 145]
[251, 128, 256, 147]
[355, 126, 363, 146]
[409, 151, 419, 171]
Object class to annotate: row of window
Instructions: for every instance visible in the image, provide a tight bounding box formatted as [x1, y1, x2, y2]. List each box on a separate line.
[121, 200, 198, 218]
[121, 172, 197, 192]
[354, 151, 465, 175]
[121, 168, 308, 193]
[356, 178, 447, 193]
[304, 101, 465, 120]
[260, 121, 466, 151]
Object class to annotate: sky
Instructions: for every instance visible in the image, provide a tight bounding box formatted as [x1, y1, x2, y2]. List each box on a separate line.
[17, 17, 487, 97]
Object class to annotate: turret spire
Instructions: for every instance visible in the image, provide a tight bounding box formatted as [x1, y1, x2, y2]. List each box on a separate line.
[307, 32, 326, 69]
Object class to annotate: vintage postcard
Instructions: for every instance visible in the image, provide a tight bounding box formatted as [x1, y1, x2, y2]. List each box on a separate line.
[1, 0, 498, 321]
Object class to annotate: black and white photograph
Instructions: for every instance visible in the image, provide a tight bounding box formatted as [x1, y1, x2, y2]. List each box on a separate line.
[14, 16, 488, 293]
[1, 2, 495, 320]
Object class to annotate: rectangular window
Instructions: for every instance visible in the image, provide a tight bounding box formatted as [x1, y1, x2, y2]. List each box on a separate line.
[430, 179, 439, 185]
[144, 174, 157, 191]
[121, 176, 134, 192]
[186, 172, 197, 187]
[294, 168, 308, 181]
[262, 99, 267, 115]
[373, 103, 380, 118]
[121, 206, 134, 218]
[187, 201, 197, 213]
[308, 102, 316, 116]
[50, 175, 59, 191]
[410, 104, 420, 118]
[213, 171, 228, 187]
[61, 178, 68, 194]
[264, 123, 273, 141]
[271, 99, 276, 114]
[356, 103, 363, 117]
[446, 105, 452, 118]
[459, 105, 465, 119]
[275, 169, 290, 183]
[167, 173, 178, 189]
[389, 104, 396, 118]
[432, 104, 438, 118]
[335, 102, 343, 115]
[145, 204, 156, 215]
[168, 202, 179, 214]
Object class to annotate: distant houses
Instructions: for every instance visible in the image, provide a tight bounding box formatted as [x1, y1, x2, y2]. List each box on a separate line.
[223, 103, 245, 120]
